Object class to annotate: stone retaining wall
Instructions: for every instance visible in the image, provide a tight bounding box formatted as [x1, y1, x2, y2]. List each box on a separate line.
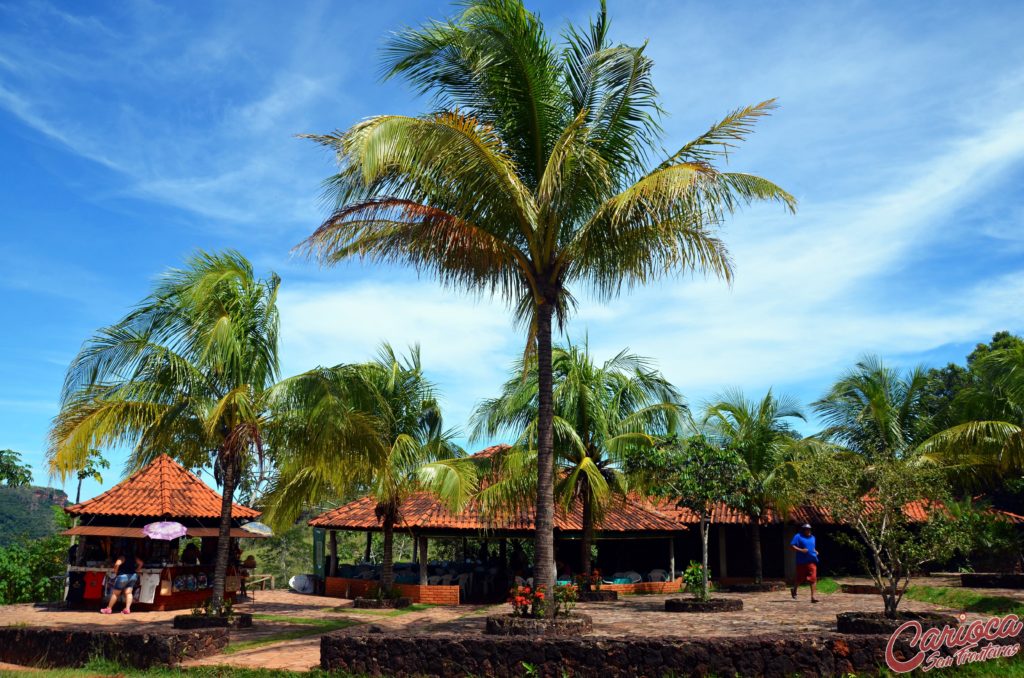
[321, 630, 1023, 677]
[0, 626, 228, 669]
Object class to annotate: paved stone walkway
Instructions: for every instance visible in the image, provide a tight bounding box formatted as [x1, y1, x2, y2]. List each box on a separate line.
[2, 579, 1009, 672]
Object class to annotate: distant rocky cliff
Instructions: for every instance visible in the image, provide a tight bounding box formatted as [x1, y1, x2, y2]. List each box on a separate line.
[0, 485, 69, 546]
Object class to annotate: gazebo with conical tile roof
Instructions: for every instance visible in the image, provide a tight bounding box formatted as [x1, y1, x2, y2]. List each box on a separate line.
[62, 454, 264, 611]
[65, 453, 260, 533]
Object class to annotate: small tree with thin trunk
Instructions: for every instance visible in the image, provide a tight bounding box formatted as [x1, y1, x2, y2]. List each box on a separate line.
[0, 450, 32, 487]
[626, 436, 749, 600]
[73, 449, 110, 506]
[805, 454, 968, 618]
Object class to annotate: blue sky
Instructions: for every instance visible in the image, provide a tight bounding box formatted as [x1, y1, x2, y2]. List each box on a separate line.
[2, 0, 1023, 502]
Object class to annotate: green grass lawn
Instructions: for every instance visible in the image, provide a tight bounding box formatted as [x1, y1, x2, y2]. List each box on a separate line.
[327, 602, 434, 617]
[222, 616, 359, 655]
[872, 655, 1024, 677]
[904, 585, 1024, 616]
[816, 577, 840, 594]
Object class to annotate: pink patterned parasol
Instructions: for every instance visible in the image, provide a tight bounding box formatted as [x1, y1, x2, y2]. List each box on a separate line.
[143, 521, 188, 540]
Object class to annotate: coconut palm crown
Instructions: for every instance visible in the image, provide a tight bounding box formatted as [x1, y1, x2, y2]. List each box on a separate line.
[703, 389, 806, 584]
[298, 0, 795, 599]
[264, 344, 476, 592]
[48, 251, 379, 607]
[471, 341, 684, 575]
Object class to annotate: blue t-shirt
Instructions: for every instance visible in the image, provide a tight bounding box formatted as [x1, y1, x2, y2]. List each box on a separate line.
[791, 534, 818, 565]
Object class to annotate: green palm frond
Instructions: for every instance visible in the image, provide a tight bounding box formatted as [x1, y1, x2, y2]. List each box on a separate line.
[660, 99, 779, 166]
[703, 389, 806, 518]
[471, 340, 683, 522]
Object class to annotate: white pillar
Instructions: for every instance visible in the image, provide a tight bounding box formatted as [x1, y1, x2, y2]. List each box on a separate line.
[669, 538, 676, 581]
[418, 536, 429, 585]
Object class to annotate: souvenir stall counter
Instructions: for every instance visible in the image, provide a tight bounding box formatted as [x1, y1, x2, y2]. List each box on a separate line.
[62, 455, 266, 611]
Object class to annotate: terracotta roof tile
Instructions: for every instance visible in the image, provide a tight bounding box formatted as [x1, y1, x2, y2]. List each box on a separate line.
[65, 454, 260, 520]
[310, 492, 684, 534]
[311, 444, 683, 533]
[650, 500, 838, 526]
[651, 496, 945, 526]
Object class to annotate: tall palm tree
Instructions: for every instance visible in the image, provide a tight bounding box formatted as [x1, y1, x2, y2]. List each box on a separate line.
[704, 389, 805, 584]
[264, 345, 476, 592]
[47, 251, 378, 608]
[472, 342, 683, 575]
[813, 356, 930, 462]
[298, 0, 794, 601]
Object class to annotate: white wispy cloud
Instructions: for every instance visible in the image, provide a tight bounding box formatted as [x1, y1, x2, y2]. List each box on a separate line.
[276, 101, 1024, 424]
[3, 0, 1024, 476]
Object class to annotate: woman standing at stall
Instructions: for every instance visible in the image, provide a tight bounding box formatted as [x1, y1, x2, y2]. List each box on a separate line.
[101, 552, 143, 614]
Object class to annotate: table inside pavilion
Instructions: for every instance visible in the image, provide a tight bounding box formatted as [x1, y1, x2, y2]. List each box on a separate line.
[62, 454, 268, 611]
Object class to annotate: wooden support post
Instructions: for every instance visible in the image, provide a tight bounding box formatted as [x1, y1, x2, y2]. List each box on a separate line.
[328, 530, 338, 577]
[364, 531, 372, 563]
[783, 526, 796, 584]
[717, 525, 729, 580]
[419, 536, 428, 585]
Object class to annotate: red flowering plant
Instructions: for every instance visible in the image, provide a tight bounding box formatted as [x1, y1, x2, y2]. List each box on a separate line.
[508, 584, 546, 618]
[554, 582, 578, 616]
[573, 569, 602, 591]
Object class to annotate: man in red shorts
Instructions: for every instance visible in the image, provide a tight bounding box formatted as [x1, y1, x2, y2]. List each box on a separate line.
[790, 523, 819, 603]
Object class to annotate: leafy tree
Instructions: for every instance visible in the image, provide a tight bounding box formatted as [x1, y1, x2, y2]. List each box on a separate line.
[919, 332, 1024, 437]
[626, 437, 749, 600]
[804, 454, 968, 618]
[920, 343, 1024, 483]
[265, 345, 475, 592]
[297, 0, 794, 602]
[472, 342, 683, 576]
[72, 449, 110, 506]
[48, 251, 376, 609]
[0, 449, 32, 487]
[703, 389, 805, 584]
[0, 506, 70, 604]
[945, 498, 1022, 573]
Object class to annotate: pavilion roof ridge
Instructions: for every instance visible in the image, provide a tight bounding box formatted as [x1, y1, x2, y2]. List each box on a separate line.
[65, 453, 260, 520]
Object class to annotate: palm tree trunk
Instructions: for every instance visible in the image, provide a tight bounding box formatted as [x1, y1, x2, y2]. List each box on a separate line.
[534, 300, 557, 615]
[211, 450, 237, 610]
[751, 522, 763, 584]
[381, 515, 395, 592]
[581, 479, 593, 578]
[700, 512, 710, 601]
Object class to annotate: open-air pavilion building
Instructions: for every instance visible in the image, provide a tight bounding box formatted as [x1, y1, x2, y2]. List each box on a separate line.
[308, 444, 1024, 605]
[309, 447, 690, 604]
[310, 486, 688, 605]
